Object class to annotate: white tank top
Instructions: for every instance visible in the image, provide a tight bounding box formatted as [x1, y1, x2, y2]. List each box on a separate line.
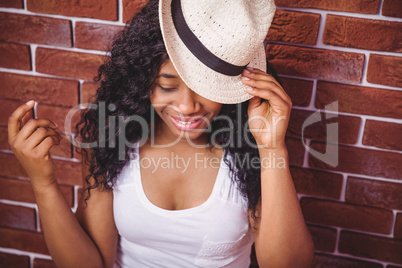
[113, 143, 254, 267]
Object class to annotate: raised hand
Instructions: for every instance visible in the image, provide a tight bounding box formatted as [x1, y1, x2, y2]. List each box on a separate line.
[242, 67, 292, 151]
[8, 101, 62, 190]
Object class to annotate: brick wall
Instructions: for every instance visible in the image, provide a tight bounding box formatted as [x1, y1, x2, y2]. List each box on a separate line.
[267, 0, 402, 267]
[0, 0, 401, 267]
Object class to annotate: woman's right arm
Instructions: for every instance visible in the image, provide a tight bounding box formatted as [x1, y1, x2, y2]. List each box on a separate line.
[8, 101, 117, 268]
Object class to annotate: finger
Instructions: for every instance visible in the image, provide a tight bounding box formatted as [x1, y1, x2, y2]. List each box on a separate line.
[245, 68, 282, 87]
[21, 107, 34, 128]
[25, 127, 62, 150]
[8, 100, 35, 142]
[14, 118, 59, 144]
[248, 96, 263, 111]
[34, 136, 60, 158]
[243, 78, 292, 107]
[245, 86, 291, 112]
[242, 70, 292, 104]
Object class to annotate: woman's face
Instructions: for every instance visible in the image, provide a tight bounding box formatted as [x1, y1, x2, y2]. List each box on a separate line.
[150, 59, 223, 144]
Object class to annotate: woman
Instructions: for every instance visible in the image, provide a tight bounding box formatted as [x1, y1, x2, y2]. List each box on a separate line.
[8, 0, 314, 267]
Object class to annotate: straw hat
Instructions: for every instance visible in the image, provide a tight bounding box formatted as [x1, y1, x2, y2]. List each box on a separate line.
[159, 0, 276, 104]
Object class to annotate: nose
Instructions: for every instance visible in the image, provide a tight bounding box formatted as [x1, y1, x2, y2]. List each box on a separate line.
[176, 87, 200, 115]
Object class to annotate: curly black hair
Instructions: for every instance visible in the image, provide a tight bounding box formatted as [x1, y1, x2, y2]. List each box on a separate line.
[76, 0, 281, 219]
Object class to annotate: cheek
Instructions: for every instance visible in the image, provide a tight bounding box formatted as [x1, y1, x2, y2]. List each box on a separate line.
[151, 103, 165, 116]
[149, 97, 164, 117]
[150, 92, 165, 111]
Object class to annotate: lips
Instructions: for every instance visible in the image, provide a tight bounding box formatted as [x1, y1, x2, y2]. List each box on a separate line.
[169, 115, 205, 130]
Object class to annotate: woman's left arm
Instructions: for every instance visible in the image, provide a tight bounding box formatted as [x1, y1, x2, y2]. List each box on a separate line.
[242, 67, 314, 268]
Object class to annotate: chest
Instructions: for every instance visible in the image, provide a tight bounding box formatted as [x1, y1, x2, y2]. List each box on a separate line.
[139, 152, 223, 210]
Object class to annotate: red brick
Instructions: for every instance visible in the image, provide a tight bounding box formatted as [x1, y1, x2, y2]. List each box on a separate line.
[367, 54, 402, 88]
[0, 153, 82, 187]
[339, 230, 402, 264]
[316, 81, 402, 119]
[0, 203, 36, 231]
[285, 137, 305, 166]
[0, 153, 27, 178]
[280, 77, 313, 107]
[287, 109, 361, 144]
[123, 0, 148, 23]
[0, 176, 74, 207]
[81, 82, 99, 104]
[55, 160, 82, 187]
[290, 166, 343, 199]
[307, 225, 337, 252]
[395, 213, 402, 239]
[0, 0, 23, 8]
[324, 15, 402, 53]
[36, 48, 104, 81]
[0, 72, 79, 107]
[0, 177, 36, 203]
[0, 99, 24, 126]
[312, 253, 383, 268]
[301, 197, 393, 234]
[0, 252, 30, 268]
[35, 103, 81, 134]
[0, 42, 31, 70]
[346, 177, 402, 210]
[363, 120, 402, 151]
[72, 143, 86, 161]
[309, 143, 402, 180]
[0, 12, 71, 47]
[268, 10, 320, 45]
[0, 126, 8, 150]
[382, 0, 402, 18]
[0, 227, 49, 255]
[275, 0, 380, 14]
[33, 258, 57, 268]
[27, 0, 118, 21]
[266, 44, 364, 83]
[50, 135, 73, 159]
[75, 22, 123, 51]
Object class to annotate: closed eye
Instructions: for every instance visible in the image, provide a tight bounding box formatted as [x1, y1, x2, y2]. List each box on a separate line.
[158, 85, 177, 91]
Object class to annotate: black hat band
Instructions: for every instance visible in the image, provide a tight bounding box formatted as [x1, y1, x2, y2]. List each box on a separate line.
[171, 0, 248, 76]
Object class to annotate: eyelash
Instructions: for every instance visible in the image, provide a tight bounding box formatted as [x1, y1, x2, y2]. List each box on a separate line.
[158, 85, 176, 92]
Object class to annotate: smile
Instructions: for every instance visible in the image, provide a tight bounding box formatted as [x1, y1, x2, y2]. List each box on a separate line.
[169, 115, 205, 131]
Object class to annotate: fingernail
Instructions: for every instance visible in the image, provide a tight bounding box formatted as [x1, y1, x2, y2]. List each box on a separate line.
[26, 100, 34, 106]
[54, 122, 59, 128]
[242, 76, 250, 81]
[243, 69, 250, 74]
[247, 66, 254, 71]
[245, 86, 254, 92]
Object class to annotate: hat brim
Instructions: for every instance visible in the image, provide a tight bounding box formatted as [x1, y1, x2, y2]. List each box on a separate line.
[159, 0, 267, 104]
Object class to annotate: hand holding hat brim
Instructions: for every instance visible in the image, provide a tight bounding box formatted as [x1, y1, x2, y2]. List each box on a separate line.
[241, 68, 292, 149]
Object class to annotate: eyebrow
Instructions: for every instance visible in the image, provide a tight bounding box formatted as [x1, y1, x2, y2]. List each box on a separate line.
[155, 73, 178, 79]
